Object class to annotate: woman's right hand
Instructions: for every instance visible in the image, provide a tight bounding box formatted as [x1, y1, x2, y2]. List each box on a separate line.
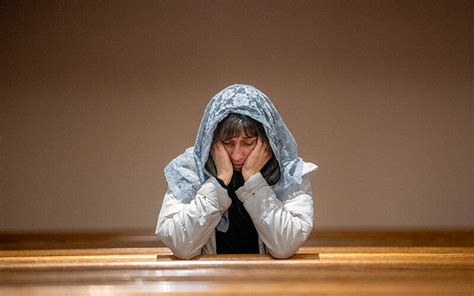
[211, 140, 233, 186]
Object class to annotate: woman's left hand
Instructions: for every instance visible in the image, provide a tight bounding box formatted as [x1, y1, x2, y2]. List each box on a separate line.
[242, 137, 272, 181]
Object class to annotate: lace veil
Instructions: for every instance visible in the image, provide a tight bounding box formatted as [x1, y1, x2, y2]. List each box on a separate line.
[164, 84, 317, 204]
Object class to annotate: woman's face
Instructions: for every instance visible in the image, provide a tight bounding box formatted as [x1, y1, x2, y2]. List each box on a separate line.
[221, 129, 257, 171]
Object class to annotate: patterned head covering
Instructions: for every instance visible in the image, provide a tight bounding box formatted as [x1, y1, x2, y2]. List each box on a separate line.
[164, 84, 315, 203]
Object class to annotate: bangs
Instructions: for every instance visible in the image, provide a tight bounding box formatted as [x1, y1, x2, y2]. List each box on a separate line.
[214, 114, 262, 142]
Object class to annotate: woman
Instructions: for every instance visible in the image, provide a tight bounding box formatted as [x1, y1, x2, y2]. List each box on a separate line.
[156, 84, 318, 259]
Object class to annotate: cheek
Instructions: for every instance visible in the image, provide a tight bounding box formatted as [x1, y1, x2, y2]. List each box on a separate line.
[223, 146, 232, 155]
[242, 145, 256, 159]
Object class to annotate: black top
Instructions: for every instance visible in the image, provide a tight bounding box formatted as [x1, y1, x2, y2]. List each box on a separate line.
[215, 172, 259, 254]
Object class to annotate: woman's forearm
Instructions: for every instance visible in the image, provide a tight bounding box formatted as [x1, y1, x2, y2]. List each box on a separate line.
[236, 173, 314, 258]
[156, 178, 231, 259]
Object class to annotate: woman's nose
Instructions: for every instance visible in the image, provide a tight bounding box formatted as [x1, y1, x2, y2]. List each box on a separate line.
[230, 147, 243, 161]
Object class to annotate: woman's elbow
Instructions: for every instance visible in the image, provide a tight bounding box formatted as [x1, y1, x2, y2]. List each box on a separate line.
[170, 248, 200, 260]
[156, 226, 200, 260]
[268, 246, 299, 259]
[268, 226, 313, 259]
[267, 239, 303, 259]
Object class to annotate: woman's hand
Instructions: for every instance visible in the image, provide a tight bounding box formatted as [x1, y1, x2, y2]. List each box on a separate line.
[242, 137, 272, 181]
[211, 140, 233, 186]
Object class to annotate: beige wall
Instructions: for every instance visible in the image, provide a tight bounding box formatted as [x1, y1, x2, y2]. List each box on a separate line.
[1, 0, 472, 231]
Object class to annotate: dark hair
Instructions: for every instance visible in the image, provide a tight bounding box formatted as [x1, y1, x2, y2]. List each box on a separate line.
[205, 113, 281, 186]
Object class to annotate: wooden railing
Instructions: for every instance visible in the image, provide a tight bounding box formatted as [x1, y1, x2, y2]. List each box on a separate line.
[0, 229, 473, 295]
[1, 228, 473, 249]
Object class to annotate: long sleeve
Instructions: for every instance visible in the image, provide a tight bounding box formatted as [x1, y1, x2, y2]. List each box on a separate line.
[155, 177, 231, 259]
[235, 172, 314, 259]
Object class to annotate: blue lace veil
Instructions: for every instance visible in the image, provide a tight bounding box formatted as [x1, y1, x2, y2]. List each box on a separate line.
[164, 84, 314, 204]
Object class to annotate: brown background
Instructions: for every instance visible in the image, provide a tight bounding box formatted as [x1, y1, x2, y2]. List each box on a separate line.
[1, 0, 472, 231]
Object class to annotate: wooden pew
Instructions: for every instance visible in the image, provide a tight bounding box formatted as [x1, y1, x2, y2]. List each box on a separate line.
[0, 229, 473, 295]
[1, 229, 473, 249]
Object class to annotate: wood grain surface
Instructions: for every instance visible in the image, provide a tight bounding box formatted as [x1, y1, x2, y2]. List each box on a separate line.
[0, 230, 473, 295]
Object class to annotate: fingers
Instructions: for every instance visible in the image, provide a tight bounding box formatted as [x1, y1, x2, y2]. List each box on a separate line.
[259, 137, 272, 157]
[211, 140, 233, 182]
[257, 137, 267, 152]
[210, 142, 218, 158]
[254, 137, 273, 164]
[211, 140, 225, 161]
[241, 137, 273, 181]
[252, 137, 262, 150]
[212, 140, 225, 156]
[264, 145, 272, 163]
[213, 140, 223, 150]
